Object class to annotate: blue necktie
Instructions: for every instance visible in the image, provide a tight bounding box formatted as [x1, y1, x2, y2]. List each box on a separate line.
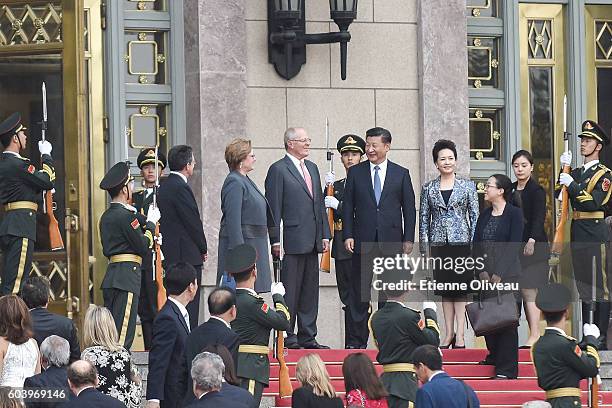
[374, 165, 381, 205]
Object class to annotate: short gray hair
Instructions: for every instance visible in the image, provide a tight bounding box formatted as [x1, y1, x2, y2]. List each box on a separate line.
[191, 352, 224, 392]
[522, 402, 552, 408]
[40, 335, 70, 367]
[284, 127, 303, 149]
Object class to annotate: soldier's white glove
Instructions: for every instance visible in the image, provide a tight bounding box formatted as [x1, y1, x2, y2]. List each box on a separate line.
[38, 140, 52, 156]
[560, 151, 572, 166]
[325, 196, 339, 210]
[271, 282, 286, 297]
[422, 301, 437, 312]
[154, 233, 163, 246]
[146, 207, 161, 224]
[583, 323, 600, 339]
[325, 171, 335, 185]
[559, 173, 574, 187]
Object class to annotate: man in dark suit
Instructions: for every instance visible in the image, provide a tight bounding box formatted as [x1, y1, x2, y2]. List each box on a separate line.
[146, 262, 198, 408]
[413, 345, 480, 408]
[184, 287, 240, 405]
[63, 360, 125, 408]
[24, 335, 72, 408]
[342, 126, 416, 348]
[158, 145, 207, 329]
[22, 276, 80, 362]
[265, 127, 331, 349]
[186, 352, 249, 408]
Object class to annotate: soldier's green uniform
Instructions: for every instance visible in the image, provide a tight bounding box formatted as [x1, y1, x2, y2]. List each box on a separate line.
[0, 113, 55, 295]
[99, 161, 155, 349]
[331, 134, 366, 348]
[370, 302, 440, 408]
[555, 120, 612, 348]
[532, 283, 600, 408]
[132, 148, 166, 350]
[227, 243, 290, 407]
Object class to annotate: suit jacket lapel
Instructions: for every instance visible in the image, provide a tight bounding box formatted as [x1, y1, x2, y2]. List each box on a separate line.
[283, 156, 313, 199]
[246, 175, 277, 224]
[378, 161, 394, 204]
[431, 176, 446, 210]
[168, 301, 189, 334]
[364, 162, 377, 204]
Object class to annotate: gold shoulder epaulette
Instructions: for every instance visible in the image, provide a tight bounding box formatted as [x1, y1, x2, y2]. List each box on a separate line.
[247, 291, 263, 300]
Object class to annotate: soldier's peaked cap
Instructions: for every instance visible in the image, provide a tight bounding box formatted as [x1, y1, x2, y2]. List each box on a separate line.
[337, 134, 366, 155]
[225, 243, 257, 274]
[100, 162, 131, 191]
[137, 148, 167, 169]
[579, 120, 610, 146]
[536, 283, 572, 313]
[0, 112, 27, 144]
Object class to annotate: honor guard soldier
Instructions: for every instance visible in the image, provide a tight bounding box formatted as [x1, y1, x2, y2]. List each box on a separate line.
[99, 161, 161, 350]
[324, 134, 366, 348]
[133, 148, 166, 350]
[532, 283, 600, 408]
[369, 277, 440, 408]
[557, 120, 612, 348]
[228, 243, 290, 407]
[0, 112, 55, 295]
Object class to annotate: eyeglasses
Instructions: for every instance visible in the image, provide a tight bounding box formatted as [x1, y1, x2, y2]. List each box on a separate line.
[484, 184, 499, 190]
[291, 138, 312, 144]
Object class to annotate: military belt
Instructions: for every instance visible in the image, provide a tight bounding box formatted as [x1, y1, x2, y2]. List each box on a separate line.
[545, 387, 581, 399]
[109, 254, 142, 265]
[4, 201, 38, 211]
[238, 345, 270, 354]
[573, 211, 604, 220]
[382, 363, 415, 373]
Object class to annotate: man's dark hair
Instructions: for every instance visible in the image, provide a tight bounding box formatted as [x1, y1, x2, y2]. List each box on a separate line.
[108, 185, 125, 200]
[67, 360, 98, 388]
[232, 265, 256, 284]
[208, 287, 235, 316]
[21, 276, 51, 309]
[168, 145, 194, 171]
[542, 310, 565, 325]
[412, 344, 443, 371]
[432, 139, 457, 163]
[365, 127, 392, 144]
[201, 344, 239, 385]
[165, 262, 197, 295]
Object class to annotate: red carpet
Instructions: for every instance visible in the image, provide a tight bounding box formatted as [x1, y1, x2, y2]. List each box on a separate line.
[265, 348, 612, 407]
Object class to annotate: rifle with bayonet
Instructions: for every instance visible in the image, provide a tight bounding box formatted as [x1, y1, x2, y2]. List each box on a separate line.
[152, 145, 166, 310]
[320, 117, 333, 273]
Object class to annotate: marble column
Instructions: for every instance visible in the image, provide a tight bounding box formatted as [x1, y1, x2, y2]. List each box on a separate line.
[417, 0, 469, 182]
[183, 0, 247, 320]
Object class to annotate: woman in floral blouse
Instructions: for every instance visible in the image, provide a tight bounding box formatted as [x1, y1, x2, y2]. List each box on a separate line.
[81, 305, 141, 407]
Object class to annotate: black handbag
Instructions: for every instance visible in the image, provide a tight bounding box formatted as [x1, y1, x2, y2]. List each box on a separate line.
[466, 290, 519, 336]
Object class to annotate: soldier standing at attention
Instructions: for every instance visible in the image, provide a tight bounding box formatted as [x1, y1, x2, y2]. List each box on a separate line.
[370, 277, 440, 408]
[133, 148, 167, 350]
[0, 112, 55, 295]
[228, 243, 290, 407]
[557, 120, 612, 349]
[99, 161, 160, 350]
[324, 134, 366, 349]
[532, 283, 600, 408]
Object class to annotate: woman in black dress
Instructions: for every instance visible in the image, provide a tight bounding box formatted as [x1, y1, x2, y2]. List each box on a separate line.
[510, 150, 550, 347]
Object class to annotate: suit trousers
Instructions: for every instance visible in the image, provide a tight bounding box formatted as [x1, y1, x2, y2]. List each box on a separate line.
[387, 395, 413, 408]
[186, 264, 202, 329]
[282, 252, 319, 345]
[240, 377, 263, 408]
[103, 288, 139, 350]
[138, 264, 158, 350]
[0, 235, 33, 295]
[336, 258, 362, 348]
[484, 323, 519, 378]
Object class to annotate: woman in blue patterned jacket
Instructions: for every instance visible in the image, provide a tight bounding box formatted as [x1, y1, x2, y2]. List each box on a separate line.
[419, 139, 479, 349]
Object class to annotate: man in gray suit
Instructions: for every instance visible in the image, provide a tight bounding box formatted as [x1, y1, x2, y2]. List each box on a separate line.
[265, 127, 331, 349]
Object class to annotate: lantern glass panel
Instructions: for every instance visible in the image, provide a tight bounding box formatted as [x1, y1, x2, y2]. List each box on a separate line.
[329, 0, 358, 12]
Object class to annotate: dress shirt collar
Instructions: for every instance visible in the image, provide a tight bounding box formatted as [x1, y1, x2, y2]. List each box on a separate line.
[2, 150, 22, 159]
[198, 391, 210, 399]
[369, 159, 388, 173]
[428, 370, 445, 381]
[286, 152, 305, 166]
[111, 201, 137, 213]
[168, 296, 190, 328]
[170, 171, 188, 183]
[545, 326, 567, 336]
[209, 315, 231, 329]
[76, 386, 95, 396]
[583, 159, 599, 172]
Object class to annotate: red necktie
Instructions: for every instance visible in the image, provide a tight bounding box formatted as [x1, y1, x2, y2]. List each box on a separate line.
[300, 161, 313, 197]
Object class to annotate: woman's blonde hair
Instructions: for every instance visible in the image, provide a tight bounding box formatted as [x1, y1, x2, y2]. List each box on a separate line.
[82, 305, 122, 352]
[295, 354, 336, 398]
[224, 138, 252, 170]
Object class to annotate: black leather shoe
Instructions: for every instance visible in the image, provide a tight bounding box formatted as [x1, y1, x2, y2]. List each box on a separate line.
[300, 342, 330, 349]
[345, 345, 360, 349]
[478, 359, 493, 365]
[285, 342, 302, 349]
[489, 375, 513, 380]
